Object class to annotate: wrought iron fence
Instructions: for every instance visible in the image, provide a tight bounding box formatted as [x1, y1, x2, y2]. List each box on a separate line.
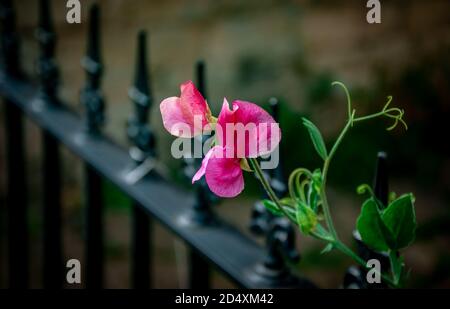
[0, 0, 388, 289]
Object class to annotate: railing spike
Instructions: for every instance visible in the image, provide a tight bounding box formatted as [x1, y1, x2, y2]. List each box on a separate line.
[127, 30, 155, 162]
[249, 98, 300, 287]
[81, 3, 104, 134]
[195, 60, 206, 99]
[1, 0, 28, 288]
[36, 0, 59, 104]
[38, 0, 53, 33]
[132, 30, 151, 106]
[268, 97, 286, 197]
[373, 151, 389, 208]
[86, 3, 100, 65]
[0, 0, 22, 77]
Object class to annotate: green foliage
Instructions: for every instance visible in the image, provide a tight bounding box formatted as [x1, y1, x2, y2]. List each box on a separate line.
[356, 198, 392, 251]
[262, 199, 283, 216]
[262, 198, 296, 218]
[302, 117, 328, 161]
[382, 194, 416, 250]
[357, 194, 416, 252]
[296, 200, 318, 234]
[320, 243, 334, 255]
[258, 82, 416, 287]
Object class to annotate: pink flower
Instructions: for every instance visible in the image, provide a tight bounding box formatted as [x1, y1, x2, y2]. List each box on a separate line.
[160, 81, 281, 198]
[192, 99, 281, 198]
[160, 81, 213, 138]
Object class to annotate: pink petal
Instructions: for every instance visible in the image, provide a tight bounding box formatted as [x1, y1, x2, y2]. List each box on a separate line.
[192, 146, 215, 184]
[205, 147, 244, 198]
[179, 81, 210, 124]
[216, 99, 281, 157]
[192, 145, 244, 198]
[160, 97, 193, 138]
[159, 81, 211, 138]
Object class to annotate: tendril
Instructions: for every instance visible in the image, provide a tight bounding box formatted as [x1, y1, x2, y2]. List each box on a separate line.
[288, 168, 313, 202]
[352, 95, 408, 131]
[332, 81, 353, 120]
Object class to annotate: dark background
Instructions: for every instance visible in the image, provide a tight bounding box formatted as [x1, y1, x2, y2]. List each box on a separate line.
[0, 0, 449, 288]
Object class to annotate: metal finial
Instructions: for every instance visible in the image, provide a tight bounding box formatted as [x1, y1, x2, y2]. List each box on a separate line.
[87, 4, 100, 63]
[36, 0, 59, 104]
[38, 0, 53, 31]
[127, 30, 155, 162]
[373, 151, 389, 208]
[268, 98, 286, 197]
[195, 60, 206, 99]
[132, 30, 151, 106]
[80, 3, 105, 134]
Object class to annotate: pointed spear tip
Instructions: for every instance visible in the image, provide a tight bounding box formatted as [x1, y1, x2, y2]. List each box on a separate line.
[196, 59, 205, 68]
[90, 2, 99, 15]
[38, 0, 53, 30]
[137, 30, 147, 60]
[138, 29, 147, 41]
[85, 2, 101, 62]
[132, 29, 150, 97]
[89, 3, 100, 29]
[269, 97, 279, 107]
[269, 97, 279, 121]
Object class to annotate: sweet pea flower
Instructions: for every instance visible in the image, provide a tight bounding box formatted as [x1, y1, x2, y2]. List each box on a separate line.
[160, 81, 281, 198]
[160, 80, 215, 138]
[192, 99, 281, 197]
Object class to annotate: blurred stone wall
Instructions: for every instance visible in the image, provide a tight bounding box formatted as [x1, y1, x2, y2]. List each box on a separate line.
[13, 0, 450, 143]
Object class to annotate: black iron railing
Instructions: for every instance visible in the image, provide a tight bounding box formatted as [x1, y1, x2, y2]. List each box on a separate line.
[0, 0, 388, 289]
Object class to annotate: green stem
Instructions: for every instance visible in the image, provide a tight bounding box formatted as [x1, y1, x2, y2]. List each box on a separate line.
[334, 241, 397, 287]
[320, 118, 353, 240]
[389, 250, 402, 287]
[353, 111, 387, 123]
[249, 158, 295, 224]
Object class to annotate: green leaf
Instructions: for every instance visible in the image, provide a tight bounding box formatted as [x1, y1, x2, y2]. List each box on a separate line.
[262, 199, 296, 218]
[296, 201, 318, 234]
[280, 197, 296, 207]
[302, 118, 328, 161]
[382, 193, 416, 250]
[356, 198, 394, 252]
[314, 224, 334, 241]
[320, 243, 334, 254]
[262, 199, 282, 216]
[308, 169, 322, 211]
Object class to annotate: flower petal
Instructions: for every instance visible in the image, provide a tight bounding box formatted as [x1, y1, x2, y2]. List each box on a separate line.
[193, 145, 244, 198]
[159, 81, 212, 138]
[233, 100, 281, 157]
[206, 160, 244, 198]
[160, 96, 193, 138]
[180, 81, 211, 121]
[192, 146, 215, 184]
[216, 99, 281, 157]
